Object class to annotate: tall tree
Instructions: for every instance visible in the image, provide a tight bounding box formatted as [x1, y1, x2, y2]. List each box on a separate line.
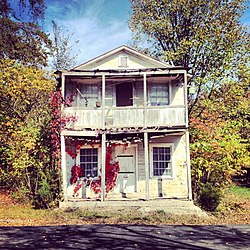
[189, 65, 250, 210]
[130, 0, 250, 210]
[0, 58, 59, 207]
[51, 21, 79, 70]
[0, 0, 51, 67]
[129, 0, 250, 114]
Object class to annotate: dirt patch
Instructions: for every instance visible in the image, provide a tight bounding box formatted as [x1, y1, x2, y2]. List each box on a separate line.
[0, 191, 17, 207]
[0, 189, 249, 226]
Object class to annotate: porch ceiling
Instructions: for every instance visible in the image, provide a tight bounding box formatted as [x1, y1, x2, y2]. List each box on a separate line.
[63, 129, 186, 143]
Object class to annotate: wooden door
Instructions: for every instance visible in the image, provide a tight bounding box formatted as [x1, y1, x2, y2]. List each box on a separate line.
[114, 146, 136, 194]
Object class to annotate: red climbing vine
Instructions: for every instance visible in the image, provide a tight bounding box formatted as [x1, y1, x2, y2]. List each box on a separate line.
[68, 142, 120, 196]
[50, 90, 77, 158]
[50, 89, 120, 197]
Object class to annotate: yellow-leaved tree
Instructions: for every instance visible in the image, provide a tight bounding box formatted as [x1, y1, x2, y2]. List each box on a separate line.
[0, 59, 60, 208]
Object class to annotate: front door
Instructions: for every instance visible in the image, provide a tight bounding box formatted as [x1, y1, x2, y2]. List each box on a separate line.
[114, 146, 136, 194]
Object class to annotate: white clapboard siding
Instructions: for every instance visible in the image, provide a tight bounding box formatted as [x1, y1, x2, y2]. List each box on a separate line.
[63, 109, 102, 128]
[113, 109, 144, 127]
[146, 107, 185, 126]
[63, 106, 185, 129]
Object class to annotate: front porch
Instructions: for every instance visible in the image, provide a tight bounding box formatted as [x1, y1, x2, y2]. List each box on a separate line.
[59, 198, 206, 216]
[60, 130, 192, 203]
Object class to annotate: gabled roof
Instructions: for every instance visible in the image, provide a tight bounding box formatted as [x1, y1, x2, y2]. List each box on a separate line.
[73, 45, 171, 70]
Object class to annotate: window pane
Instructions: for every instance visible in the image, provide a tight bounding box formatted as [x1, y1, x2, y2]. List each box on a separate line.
[149, 82, 169, 106]
[79, 148, 98, 177]
[152, 146, 171, 177]
[78, 84, 99, 108]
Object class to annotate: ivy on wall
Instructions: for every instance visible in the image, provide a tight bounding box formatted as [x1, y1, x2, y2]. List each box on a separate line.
[66, 140, 120, 197]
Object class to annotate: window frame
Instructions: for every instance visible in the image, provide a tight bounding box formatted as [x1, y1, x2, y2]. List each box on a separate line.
[149, 143, 174, 179]
[77, 83, 100, 109]
[148, 82, 170, 106]
[76, 145, 101, 179]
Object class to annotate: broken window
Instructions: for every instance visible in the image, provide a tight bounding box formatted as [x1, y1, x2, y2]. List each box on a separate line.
[116, 82, 133, 107]
[78, 84, 99, 108]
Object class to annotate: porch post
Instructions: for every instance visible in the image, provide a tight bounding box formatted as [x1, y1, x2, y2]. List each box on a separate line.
[101, 133, 106, 202]
[101, 74, 106, 202]
[61, 73, 65, 100]
[143, 73, 147, 127]
[60, 135, 68, 201]
[185, 130, 192, 200]
[144, 132, 149, 200]
[101, 74, 106, 128]
[183, 70, 189, 127]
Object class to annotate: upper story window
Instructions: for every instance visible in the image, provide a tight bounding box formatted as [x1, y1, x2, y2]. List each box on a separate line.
[78, 84, 99, 108]
[105, 84, 115, 107]
[118, 56, 128, 67]
[148, 82, 169, 106]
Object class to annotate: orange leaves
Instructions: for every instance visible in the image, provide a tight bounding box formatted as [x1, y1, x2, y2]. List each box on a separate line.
[190, 95, 250, 195]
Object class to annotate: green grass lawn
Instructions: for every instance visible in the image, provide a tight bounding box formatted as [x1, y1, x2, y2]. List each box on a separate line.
[227, 185, 250, 199]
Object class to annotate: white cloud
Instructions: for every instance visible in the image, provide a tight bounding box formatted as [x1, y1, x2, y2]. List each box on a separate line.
[45, 0, 132, 65]
[63, 17, 132, 65]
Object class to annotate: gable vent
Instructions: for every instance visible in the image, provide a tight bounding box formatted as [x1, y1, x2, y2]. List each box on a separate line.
[119, 55, 128, 67]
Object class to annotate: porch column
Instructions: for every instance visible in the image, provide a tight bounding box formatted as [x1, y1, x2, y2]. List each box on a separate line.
[143, 73, 147, 128]
[102, 74, 105, 128]
[101, 74, 106, 202]
[60, 135, 68, 201]
[185, 130, 192, 200]
[61, 73, 65, 100]
[183, 70, 189, 127]
[144, 132, 149, 200]
[101, 133, 106, 202]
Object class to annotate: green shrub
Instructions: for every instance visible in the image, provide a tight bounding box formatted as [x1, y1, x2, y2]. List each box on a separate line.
[197, 183, 223, 211]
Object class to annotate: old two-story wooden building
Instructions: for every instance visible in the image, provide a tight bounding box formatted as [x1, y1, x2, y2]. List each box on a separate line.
[59, 45, 192, 203]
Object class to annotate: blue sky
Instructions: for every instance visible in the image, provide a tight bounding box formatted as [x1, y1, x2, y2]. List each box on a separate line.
[8, 0, 250, 66]
[44, 0, 132, 65]
[43, 0, 249, 66]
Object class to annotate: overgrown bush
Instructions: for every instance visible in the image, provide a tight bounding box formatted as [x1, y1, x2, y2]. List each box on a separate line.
[197, 183, 223, 211]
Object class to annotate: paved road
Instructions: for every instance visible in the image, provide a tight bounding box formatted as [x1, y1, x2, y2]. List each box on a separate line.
[0, 224, 249, 249]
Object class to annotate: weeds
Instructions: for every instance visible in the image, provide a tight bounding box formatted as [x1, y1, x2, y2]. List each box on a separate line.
[0, 184, 249, 226]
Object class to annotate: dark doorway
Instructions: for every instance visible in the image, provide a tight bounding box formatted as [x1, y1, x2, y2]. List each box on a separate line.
[116, 82, 133, 107]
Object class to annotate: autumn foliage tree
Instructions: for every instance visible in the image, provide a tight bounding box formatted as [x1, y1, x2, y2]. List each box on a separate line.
[0, 1, 64, 208]
[0, 59, 60, 207]
[0, 0, 51, 67]
[130, 0, 250, 210]
[190, 66, 250, 210]
[130, 0, 249, 113]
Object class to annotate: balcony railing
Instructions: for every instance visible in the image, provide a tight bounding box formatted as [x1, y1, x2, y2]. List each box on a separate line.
[63, 106, 186, 129]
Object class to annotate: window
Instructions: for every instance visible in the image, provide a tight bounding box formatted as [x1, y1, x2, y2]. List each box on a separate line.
[80, 148, 98, 177]
[150, 145, 173, 177]
[149, 82, 169, 106]
[78, 84, 99, 108]
[105, 84, 114, 107]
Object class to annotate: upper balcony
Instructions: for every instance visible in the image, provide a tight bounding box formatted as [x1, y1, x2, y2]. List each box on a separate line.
[61, 70, 188, 131]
